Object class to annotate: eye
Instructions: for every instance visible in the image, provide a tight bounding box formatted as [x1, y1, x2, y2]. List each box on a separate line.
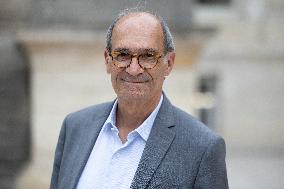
[116, 52, 131, 61]
[141, 53, 154, 58]
[146, 53, 154, 57]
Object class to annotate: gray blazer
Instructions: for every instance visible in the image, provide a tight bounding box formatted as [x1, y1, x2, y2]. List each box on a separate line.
[51, 95, 228, 189]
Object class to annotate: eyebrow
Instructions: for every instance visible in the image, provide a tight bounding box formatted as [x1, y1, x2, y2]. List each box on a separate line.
[113, 47, 159, 54]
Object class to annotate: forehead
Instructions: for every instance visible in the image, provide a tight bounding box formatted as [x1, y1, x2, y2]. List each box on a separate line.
[111, 13, 164, 52]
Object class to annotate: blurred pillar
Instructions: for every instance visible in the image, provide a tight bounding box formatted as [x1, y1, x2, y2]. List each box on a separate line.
[0, 36, 31, 189]
[197, 74, 219, 129]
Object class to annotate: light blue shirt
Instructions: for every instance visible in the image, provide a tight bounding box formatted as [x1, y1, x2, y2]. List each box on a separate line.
[77, 95, 163, 189]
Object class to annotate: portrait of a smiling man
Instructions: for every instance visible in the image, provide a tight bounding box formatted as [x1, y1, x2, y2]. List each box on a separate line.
[51, 10, 228, 189]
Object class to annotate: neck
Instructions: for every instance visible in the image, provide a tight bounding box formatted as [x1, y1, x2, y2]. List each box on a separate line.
[115, 93, 162, 141]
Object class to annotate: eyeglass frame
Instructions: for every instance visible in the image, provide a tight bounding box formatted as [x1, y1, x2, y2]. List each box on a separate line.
[108, 50, 164, 69]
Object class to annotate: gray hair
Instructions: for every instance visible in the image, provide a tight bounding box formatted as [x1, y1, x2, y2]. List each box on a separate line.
[106, 10, 175, 54]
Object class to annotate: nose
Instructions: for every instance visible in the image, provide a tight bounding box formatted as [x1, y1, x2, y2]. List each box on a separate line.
[125, 57, 144, 76]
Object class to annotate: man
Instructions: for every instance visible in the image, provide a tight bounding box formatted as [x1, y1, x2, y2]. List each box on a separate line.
[51, 11, 228, 189]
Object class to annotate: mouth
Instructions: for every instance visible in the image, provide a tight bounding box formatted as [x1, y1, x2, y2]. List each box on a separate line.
[121, 78, 149, 83]
[122, 80, 147, 84]
[119, 73, 151, 84]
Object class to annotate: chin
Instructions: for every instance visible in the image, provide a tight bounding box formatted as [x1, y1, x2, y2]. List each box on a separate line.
[123, 90, 148, 99]
[116, 87, 150, 100]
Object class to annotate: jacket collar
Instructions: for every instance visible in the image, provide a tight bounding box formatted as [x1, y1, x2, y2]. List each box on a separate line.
[130, 94, 176, 189]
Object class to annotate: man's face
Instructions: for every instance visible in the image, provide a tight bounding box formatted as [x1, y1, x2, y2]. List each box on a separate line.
[105, 13, 175, 101]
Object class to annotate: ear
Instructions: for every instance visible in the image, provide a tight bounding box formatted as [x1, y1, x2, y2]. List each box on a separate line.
[104, 48, 111, 74]
[164, 52, 175, 76]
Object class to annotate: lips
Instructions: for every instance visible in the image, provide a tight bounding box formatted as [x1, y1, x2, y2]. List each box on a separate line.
[122, 79, 148, 83]
[119, 73, 151, 83]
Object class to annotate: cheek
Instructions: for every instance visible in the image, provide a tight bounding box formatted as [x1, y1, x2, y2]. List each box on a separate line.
[109, 68, 118, 85]
[110, 67, 125, 89]
[111, 72, 119, 86]
[150, 70, 166, 87]
[153, 64, 168, 79]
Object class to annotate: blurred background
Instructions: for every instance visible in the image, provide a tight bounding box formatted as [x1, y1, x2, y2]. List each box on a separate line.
[0, 0, 283, 188]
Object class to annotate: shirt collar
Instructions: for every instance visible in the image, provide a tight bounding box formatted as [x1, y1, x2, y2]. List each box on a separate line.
[104, 94, 164, 141]
[136, 95, 163, 141]
[105, 99, 118, 128]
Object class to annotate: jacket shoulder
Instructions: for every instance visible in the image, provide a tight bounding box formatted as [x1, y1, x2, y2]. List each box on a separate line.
[65, 101, 114, 125]
[172, 105, 222, 145]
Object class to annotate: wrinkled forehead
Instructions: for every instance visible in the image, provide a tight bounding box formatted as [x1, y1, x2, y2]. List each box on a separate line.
[111, 13, 164, 53]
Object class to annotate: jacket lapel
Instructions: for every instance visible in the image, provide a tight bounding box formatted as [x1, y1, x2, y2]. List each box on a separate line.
[130, 96, 176, 189]
[70, 102, 114, 189]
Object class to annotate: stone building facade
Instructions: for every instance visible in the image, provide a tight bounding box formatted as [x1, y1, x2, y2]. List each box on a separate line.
[1, 0, 283, 188]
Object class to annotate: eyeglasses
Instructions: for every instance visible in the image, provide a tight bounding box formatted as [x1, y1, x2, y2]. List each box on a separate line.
[109, 51, 163, 69]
